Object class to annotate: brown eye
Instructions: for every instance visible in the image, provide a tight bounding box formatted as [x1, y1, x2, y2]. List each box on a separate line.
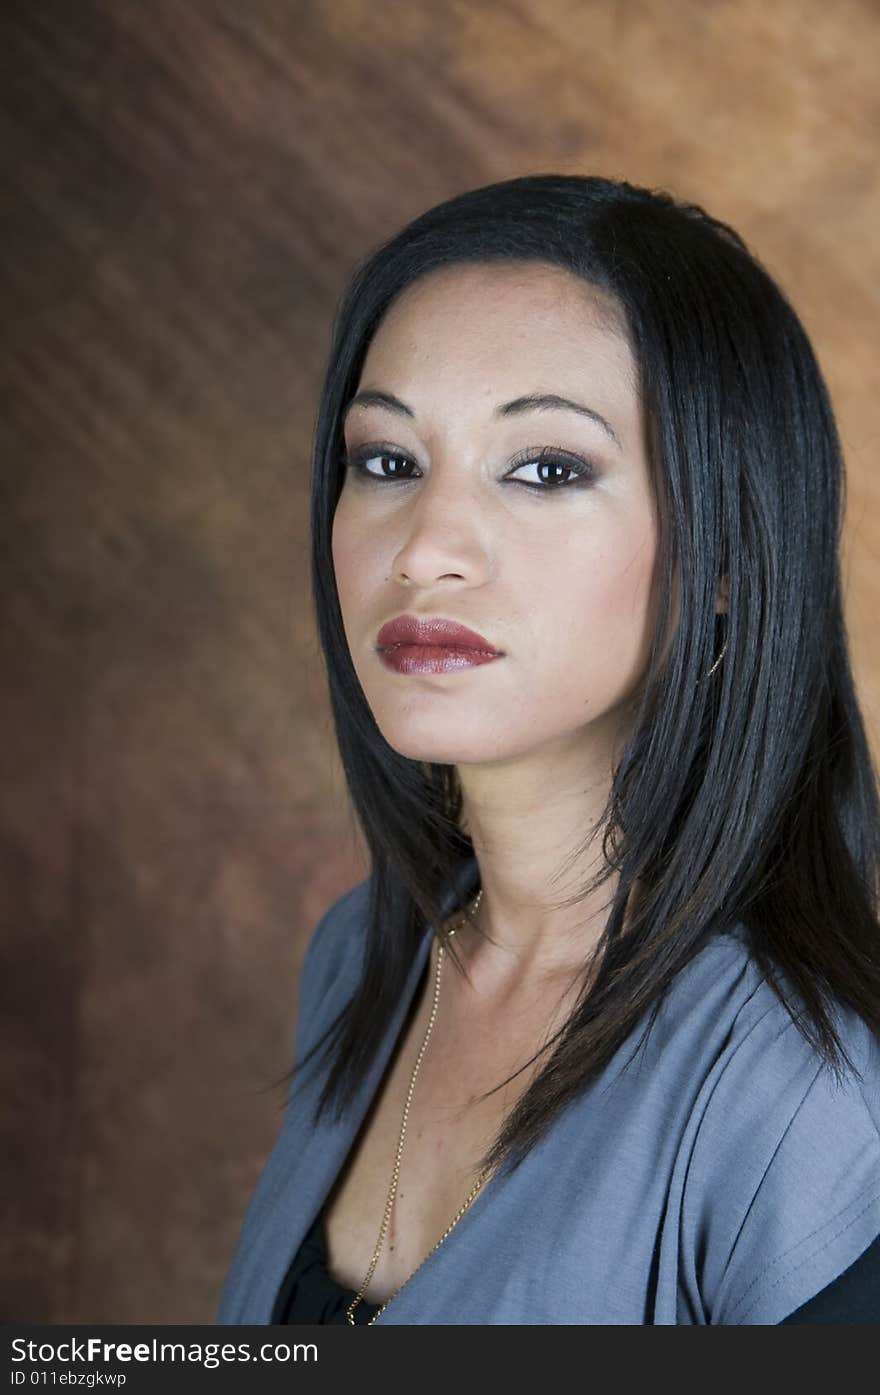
[506, 447, 595, 490]
[342, 446, 420, 481]
[340, 442, 595, 491]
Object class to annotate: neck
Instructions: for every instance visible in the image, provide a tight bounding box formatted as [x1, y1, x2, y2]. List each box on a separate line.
[454, 735, 627, 996]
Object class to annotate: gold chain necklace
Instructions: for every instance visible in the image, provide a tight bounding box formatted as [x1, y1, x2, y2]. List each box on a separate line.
[346, 888, 488, 1326]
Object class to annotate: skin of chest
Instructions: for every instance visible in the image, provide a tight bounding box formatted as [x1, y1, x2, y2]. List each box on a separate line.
[322, 939, 582, 1302]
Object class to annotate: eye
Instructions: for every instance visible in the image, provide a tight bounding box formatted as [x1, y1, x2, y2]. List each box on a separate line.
[506, 446, 595, 490]
[342, 445, 418, 481]
[339, 442, 596, 490]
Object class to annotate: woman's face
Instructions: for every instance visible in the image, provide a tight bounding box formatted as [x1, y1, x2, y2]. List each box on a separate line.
[331, 260, 661, 772]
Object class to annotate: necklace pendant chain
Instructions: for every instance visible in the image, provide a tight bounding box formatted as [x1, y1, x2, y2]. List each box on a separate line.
[346, 889, 485, 1326]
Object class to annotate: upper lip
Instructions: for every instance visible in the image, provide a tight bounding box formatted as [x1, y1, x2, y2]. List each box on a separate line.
[376, 614, 500, 652]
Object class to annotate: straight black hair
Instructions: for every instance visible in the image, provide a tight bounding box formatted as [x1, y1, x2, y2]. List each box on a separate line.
[297, 173, 880, 1180]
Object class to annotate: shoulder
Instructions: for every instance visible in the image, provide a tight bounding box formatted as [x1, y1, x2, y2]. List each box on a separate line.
[302, 875, 372, 985]
[670, 925, 880, 1323]
[292, 875, 372, 1059]
[679, 925, 879, 1140]
[290, 857, 476, 1063]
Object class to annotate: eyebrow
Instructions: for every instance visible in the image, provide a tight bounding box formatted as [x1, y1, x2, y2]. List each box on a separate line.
[343, 388, 622, 451]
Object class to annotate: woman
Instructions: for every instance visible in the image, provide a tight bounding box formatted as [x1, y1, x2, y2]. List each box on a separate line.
[218, 175, 880, 1325]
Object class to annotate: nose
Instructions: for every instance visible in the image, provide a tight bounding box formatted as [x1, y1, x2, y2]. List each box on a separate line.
[389, 471, 491, 589]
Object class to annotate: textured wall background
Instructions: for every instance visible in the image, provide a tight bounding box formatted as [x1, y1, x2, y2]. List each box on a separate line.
[1, 0, 878, 1323]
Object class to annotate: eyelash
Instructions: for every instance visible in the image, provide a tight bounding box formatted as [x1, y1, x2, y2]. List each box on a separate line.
[339, 443, 596, 492]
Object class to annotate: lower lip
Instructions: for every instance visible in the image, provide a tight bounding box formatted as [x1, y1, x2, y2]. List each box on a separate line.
[377, 644, 502, 675]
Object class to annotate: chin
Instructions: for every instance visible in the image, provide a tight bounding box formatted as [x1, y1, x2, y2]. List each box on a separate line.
[372, 719, 489, 765]
[375, 719, 530, 768]
[380, 734, 481, 765]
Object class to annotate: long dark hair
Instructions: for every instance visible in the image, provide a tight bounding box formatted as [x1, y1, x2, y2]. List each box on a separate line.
[299, 173, 880, 1180]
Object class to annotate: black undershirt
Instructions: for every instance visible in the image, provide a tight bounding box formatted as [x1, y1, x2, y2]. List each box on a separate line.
[271, 1209, 880, 1325]
[272, 1208, 381, 1326]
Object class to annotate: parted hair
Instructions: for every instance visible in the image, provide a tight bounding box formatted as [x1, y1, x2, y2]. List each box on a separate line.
[296, 173, 880, 1179]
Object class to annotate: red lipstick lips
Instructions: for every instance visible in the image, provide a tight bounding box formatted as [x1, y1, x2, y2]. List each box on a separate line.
[376, 615, 503, 675]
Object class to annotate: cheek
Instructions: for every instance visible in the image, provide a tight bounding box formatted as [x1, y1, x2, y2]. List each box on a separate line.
[532, 524, 658, 689]
[331, 504, 371, 612]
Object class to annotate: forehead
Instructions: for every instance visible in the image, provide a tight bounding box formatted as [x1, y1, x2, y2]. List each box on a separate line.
[360, 261, 637, 396]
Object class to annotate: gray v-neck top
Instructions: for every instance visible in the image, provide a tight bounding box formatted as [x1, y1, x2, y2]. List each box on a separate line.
[218, 863, 880, 1325]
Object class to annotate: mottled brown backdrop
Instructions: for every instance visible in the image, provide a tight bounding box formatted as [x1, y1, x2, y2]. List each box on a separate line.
[1, 0, 878, 1323]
